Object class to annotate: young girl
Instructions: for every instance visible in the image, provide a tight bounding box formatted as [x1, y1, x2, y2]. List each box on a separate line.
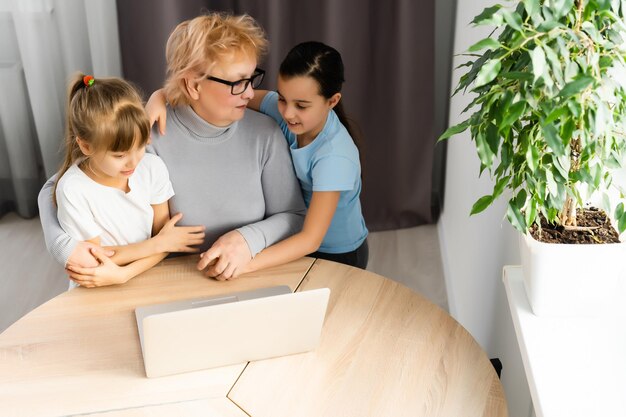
[56, 74, 204, 288]
[148, 41, 368, 274]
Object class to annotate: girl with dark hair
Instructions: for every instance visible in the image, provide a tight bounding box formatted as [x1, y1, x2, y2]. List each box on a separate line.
[147, 41, 368, 271]
[245, 41, 369, 270]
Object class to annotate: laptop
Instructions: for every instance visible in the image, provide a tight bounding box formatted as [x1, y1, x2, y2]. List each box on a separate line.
[135, 285, 330, 377]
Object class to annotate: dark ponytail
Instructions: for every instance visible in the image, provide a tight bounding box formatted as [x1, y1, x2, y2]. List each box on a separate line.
[279, 41, 362, 151]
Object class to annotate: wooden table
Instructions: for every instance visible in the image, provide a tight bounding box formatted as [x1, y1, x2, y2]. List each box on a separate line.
[0, 256, 507, 417]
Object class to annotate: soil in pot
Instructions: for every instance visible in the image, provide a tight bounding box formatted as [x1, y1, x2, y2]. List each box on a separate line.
[529, 207, 620, 244]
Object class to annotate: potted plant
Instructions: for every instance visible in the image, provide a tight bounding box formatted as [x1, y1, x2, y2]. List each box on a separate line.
[439, 0, 626, 316]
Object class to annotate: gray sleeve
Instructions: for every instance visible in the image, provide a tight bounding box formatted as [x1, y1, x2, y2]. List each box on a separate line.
[37, 174, 77, 266]
[237, 132, 306, 257]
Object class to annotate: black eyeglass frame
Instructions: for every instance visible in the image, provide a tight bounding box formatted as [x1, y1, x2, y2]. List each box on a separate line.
[206, 68, 265, 95]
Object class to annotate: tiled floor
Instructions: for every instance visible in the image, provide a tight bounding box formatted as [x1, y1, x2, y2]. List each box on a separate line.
[0, 212, 447, 333]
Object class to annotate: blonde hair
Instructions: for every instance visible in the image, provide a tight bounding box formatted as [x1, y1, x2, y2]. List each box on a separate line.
[54, 73, 150, 204]
[163, 13, 268, 106]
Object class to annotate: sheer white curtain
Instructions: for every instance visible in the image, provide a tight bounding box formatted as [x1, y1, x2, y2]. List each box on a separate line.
[0, 0, 121, 218]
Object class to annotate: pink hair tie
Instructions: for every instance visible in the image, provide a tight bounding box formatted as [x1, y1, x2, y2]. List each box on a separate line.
[83, 75, 95, 87]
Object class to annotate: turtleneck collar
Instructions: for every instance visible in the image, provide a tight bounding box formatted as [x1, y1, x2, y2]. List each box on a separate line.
[171, 105, 237, 144]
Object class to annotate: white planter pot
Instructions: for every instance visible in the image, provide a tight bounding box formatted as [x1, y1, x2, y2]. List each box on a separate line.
[519, 233, 626, 317]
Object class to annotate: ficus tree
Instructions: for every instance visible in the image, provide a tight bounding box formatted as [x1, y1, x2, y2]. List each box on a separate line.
[440, 0, 626, 234]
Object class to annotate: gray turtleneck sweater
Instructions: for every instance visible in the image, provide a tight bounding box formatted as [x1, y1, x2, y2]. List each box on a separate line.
[38, 106, 306, 265]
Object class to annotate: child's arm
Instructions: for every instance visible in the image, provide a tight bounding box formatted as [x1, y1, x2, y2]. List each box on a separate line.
[247, 90, 270, 112]
[66, 248, 167, 288]
[144, 89, 271, 132]
[66, 203, 203, 287]
[104, 210, 205, 265]
[199, 191, 340, 278]
[145, 89, 168, 134]
[64, 235, 166, 287]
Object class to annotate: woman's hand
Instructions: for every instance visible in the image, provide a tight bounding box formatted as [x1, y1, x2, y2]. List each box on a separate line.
[154, 213, 205, 253]
[196, 230, 252, 280]
[66, 248, 130, 288]
[145, 89, 168, 135]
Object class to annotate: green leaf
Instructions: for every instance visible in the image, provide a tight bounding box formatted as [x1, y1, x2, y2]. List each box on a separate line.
[526, 144, 540, 172]
[544, 106, 568, 125]
[502, 100, 527, 127]
[597, 0, 612, 11]
[537, 21, 561, 32]
[617, 202, 626, 233]
[525, 198, 538, 227]
[516, 189, 527, 206]
[594, 103, 608, 137]
[553, 155, 571, 180]
[501, 9, 524, 32]
[438, 120, 470, 141]
[542, 5, 554, 21]
[577, 166, 594, 186]
[552, 0, 575, 19]
[592, 163, 602, 190]
[486, 123, 500, 154]
[523, 0, 540, 16]
[493, 175, 510, 199]
[542, 123, 565, 155]
[496, 142, 513, 176]
[471, 195, 495, 215]
[550, 182, 567, 209]
[611, 0, 621, 13]
[571, 186, 583, 207]
[454, 54, 489, 95]
[616, 202, 625, 221]
[507, 199, 527, 233]
[607, 28, 624, 45]
[468, 37, 502, 52]
[531, 47, 547, 82]
[472, 5, 504, 25]
[582, 21, 602, 43]
[501, 71, 533, 81]
[546, 169, 558, 196]
[475, 59, 502, 87]
[607, 151, 623, 169]
[560, 118, 575, 143]
[543, 44, 564, 85]
[475, 131, 495, 167]
[558, 76, 594, 98]
[618, 212, 626, 234]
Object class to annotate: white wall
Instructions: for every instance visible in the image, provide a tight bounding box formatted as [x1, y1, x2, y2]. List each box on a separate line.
[438, 1, 533, 416]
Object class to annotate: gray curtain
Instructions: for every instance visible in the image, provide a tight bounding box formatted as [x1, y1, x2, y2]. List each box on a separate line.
[117, 0, 439, 232]
[0, 1, 123, 220]
[0, 85, 44, 219]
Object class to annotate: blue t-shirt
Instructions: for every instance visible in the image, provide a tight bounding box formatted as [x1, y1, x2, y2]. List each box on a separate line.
[260, 91, 368, 253]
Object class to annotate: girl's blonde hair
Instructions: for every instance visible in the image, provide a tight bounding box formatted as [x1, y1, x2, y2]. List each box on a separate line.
[163, 13, 268, 106]
[54, 73, 150, 204]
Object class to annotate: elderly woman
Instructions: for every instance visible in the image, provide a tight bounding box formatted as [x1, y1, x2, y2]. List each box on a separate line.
[38, 13, 305, 285]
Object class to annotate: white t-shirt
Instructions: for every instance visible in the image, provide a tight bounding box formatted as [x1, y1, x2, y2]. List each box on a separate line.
[56, 153, 174, 246]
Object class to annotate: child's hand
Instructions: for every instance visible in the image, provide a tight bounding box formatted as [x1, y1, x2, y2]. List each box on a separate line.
[197, 230, 252, 280]
[66, 241, 114, 269]
[155, 213, 205, 253]
[66, 248, 129, 287]
[145, 89, 168, 135]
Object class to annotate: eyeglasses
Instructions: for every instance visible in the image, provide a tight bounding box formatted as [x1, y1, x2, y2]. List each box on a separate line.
[206, 68, 265, 95]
